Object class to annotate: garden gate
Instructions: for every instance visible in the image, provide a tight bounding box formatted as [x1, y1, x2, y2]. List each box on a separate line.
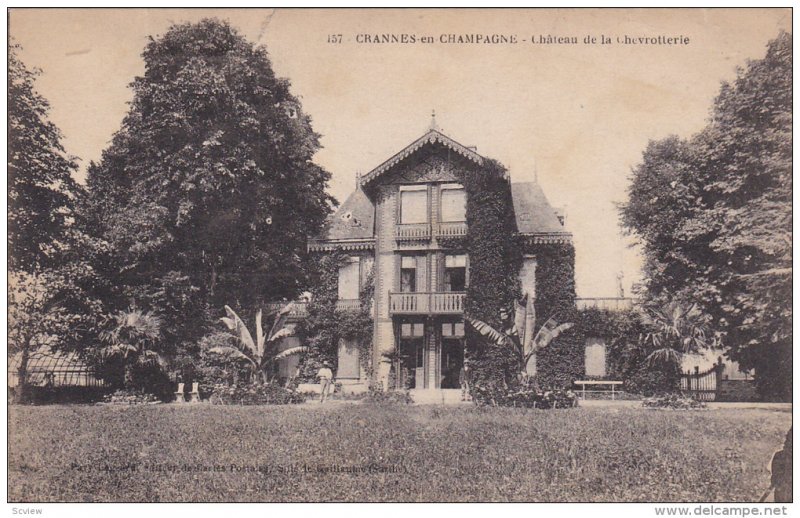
[680, 359, 725, 402]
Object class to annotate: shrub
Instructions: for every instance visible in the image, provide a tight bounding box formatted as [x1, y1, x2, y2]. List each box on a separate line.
[194, 333, 253, 387]
[642, 393, 707, 409]
[209, 382, 305, 405]
[14, 385, 113, 405]
[102, 389, 160, 405]
[362, 383, 413, 405]
[624, 363, 682, 396]
[471, 381, 578, 409]
[126, 362, 175, 401]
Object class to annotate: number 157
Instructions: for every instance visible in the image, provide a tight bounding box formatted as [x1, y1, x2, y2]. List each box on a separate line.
[327, 34, 342, 44]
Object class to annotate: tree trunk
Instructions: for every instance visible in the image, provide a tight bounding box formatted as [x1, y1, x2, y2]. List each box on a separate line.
[209, 263, 217, 297]
[124, 363, 135, 389]
[15, 347, 30, 403]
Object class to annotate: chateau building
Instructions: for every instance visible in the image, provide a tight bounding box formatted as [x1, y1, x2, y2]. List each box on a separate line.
[307, 124, 572, 391]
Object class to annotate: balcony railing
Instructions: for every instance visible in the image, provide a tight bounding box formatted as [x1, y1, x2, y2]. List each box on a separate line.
[437, 221, 468, 239]
[575, 297, 635, 311]
[264, 302, 309, 319]
[388, 292, 466, 315]
[395, 223, 431, 242]
[264, 299, 362, 320]
[335, 299, 362, 311]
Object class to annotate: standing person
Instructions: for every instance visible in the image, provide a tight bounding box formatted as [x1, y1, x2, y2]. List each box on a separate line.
[459, 359, 471, 402]
[771, 428, 792, 502]
[317, 361, 334, 404]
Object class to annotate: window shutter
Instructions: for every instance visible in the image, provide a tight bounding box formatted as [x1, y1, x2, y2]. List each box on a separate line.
[400, 189, 428, 224]
[440, 187, 466, 222]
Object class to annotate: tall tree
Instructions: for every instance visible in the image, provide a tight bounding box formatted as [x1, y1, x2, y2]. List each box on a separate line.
[620, 32, 792, 400]
[8, 44, 101, 400]
[8, 43, 81, 272]
[82, 19, 334, 347]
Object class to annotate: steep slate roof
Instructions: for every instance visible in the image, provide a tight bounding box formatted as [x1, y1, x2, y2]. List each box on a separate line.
[314, 187, 375, 243]
[510, 182, 569, 235]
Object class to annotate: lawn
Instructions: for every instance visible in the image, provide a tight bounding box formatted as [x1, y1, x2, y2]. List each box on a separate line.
[8, 403, 790, 502]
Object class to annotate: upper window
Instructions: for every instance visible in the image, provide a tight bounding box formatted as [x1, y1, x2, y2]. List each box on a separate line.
[337, 257, 360, 299]
[444, 254, 467, 292]
[440, 186, 466, 222]
[400, 186, 428, 224]
[400, 256, 417, 293]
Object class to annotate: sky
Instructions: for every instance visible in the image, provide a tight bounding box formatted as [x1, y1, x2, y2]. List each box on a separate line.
[8, 8, 791, 297]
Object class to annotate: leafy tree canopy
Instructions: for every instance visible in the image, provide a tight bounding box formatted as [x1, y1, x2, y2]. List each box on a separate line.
[81, 19, 335, 344]
[8, 42, 82, 273]
[620, 32, 791, 399]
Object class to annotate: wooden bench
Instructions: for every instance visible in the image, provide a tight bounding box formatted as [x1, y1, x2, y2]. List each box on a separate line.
[574, 380, 624, 400]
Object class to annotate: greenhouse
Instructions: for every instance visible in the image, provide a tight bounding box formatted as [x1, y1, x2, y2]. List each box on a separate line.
[8, 347, 104, 387]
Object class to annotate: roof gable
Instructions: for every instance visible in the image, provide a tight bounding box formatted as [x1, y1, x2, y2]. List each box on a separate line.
[360, 129, 484, 187]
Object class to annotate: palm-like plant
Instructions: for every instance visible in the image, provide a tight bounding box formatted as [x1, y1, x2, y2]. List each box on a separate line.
[100, 308, 163, 387]
[640, 300, 717, 367]
[208, 303, 307, 383]
[466, 293, 574, 379]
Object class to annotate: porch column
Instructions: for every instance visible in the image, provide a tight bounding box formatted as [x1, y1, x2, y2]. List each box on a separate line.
[426, 318, 438, 389]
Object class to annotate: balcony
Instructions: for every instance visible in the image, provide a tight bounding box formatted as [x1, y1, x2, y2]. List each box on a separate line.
[264, 299, 362, 320]
[395, 223, 431, 242]
[264, 302, 309, 320]
[388, 292, 466, 315]
[436, 222, 468, 239]
[335, 299, 362, 311]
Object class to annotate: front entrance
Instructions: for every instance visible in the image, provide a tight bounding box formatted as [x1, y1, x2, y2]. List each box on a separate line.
[393, 319, 465, 390]
[440, 338, 464, 389]
[396, 336, 424, 389]
[394, 321, 424, 390]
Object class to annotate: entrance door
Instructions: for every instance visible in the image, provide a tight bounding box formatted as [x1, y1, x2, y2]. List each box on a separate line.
[439, 322, 465, 389]
[440, 338, 464, 389]
[396, 338, 423, 389]
[396, 321, 425, 390]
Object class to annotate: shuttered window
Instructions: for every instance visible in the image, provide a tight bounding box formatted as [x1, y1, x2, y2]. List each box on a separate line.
[441, 187, 466, 222]
[337, 339, 360, 379]
[400, 188, 428, 224]
[337, 258, 360, 299]
[585, 338, 607, 377]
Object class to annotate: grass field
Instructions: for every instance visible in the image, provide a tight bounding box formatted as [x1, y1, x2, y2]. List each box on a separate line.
[8, 403, 790, 502]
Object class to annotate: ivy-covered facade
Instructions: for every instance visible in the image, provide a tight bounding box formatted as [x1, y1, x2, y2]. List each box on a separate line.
[307, 125, 573, 392]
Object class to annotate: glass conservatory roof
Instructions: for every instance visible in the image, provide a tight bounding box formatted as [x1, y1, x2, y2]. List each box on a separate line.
[8, 347, 103, 387]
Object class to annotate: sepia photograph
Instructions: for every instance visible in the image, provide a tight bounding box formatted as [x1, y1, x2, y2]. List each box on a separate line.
[5, 7, 793, 509]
